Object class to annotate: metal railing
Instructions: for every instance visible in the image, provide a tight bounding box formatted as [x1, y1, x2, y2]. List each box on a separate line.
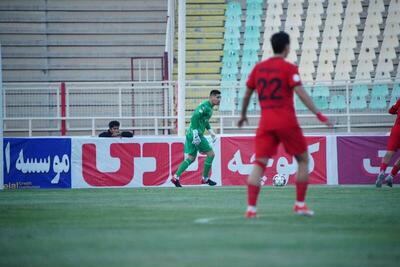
[2, 79, 399, 136]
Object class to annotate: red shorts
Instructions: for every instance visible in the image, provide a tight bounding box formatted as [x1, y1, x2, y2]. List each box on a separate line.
[255, 126, 307, 158]
[387, 125, 400, 151]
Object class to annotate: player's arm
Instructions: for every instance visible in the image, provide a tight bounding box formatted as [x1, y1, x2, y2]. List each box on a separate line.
[190, 109, 203, 145]
[388, 99, 400, 114]
[190, 109, 203, 134]
[238, 87, 253, 128]
[205, 120, 217, 143]
[295, 85, 332, 126]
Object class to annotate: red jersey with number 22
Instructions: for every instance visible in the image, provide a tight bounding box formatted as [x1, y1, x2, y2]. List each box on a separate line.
[247, 57, 302, 130]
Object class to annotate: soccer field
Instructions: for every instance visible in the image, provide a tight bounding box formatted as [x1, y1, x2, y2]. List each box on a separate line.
[0, 186, 399, 267]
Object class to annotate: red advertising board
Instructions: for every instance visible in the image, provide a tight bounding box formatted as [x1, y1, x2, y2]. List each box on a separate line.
[220, 136, 327, 185]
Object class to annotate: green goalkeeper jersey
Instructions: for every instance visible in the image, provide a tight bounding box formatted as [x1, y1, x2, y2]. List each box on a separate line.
[188, 100, 213, 136]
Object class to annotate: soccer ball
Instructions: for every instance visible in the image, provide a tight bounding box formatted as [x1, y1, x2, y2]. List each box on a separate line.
[272, 174, 287, 187]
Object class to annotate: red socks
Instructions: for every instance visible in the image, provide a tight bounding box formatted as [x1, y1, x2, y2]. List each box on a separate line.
[247, 184, 260, 207]
[295, 180, 308, 202]
[391, 165, 400, 176]
[380, 163, 388, 173]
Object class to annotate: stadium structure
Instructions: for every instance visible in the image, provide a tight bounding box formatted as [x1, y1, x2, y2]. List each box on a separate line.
[1, 2, 400, 267]
[0, 0, 399, 136]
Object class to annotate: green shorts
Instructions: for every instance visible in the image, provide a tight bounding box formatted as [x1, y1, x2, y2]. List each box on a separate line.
[184, 134, 212, 156]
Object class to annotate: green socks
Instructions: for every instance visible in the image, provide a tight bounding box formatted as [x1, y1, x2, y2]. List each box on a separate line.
[203, 155, 214, 178]
[176, 158, 194, 177]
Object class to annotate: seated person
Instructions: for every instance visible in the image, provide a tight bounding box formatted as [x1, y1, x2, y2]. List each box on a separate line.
[121, 131, 133, 137]
[99, 121, 133, 137]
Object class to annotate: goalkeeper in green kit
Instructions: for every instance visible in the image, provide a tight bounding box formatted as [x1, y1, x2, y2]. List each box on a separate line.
[171, 90, 221, 187]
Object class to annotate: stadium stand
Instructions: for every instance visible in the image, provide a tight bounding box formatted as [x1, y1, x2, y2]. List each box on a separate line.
[174, 0, 226, 116]
[217, 0, 400, 115]
[174, 0, 225, 81]
[220, 1, 242, 111]
[1, 0, 400, 135]
[0, 0, 168, 82]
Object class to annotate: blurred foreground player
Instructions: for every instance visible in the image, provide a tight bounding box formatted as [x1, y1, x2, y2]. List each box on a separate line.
[238, 31, 332, 218]
[375, 99, 400, 187]
[171, 90, 221, 187]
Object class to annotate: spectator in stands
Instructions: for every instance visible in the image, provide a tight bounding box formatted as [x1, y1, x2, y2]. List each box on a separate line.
[99, 120, 133, 137]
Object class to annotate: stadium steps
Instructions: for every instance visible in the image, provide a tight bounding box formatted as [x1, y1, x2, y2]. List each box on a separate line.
[173, 0, 226, 114]
[187, 50, 223, 61]
[0, 0, 168, 82]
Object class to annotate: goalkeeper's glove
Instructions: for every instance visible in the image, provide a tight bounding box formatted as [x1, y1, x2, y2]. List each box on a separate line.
[192, 129, 201, 146]
[209, 129, 217, 143]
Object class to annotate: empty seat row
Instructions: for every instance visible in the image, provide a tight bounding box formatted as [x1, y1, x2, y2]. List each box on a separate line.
[295, 84, 400, 111]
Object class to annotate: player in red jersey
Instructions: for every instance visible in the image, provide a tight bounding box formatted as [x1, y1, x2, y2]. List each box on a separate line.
[238, 31, 332, 218]
[375, 99, 400, 187]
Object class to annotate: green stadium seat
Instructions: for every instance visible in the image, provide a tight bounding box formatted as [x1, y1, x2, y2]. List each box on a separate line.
[248, 94, 259, 111]
[245, 15, 262, 27]
[226, 2, 242, 16]
[219, 86, 236, 111]
[350, 85, 368, 110]
[221, 73, 236, 82]
[222, 50, 239, 64]
[240, 61, 256, 77]
[222, 61, 237, 69]
[221, 63, 238, 76]
[246, 8, 263, 16]
[225, 16, 241, 27]
[243, 38, 260, 51]
[224, 28, 240, 39]
[389, 83, 400, 107]
[312, 86, 330, 110]
[220, 70, 237, 111]
[242, 50, 259, 63]
[329, 95, 346, 110]
[369, 84, 389, 110]
[238, 86, 246, 109]
[371, 84, 389, 96]
[223, 38, 240, 51]
[247, 0, 263, 4]
[295, 95, 307, 111]
[244, 26, 260, 39]
[295, 86, 312, 111]
[240, 74, 249, 84]
[351, 84, 369, 96]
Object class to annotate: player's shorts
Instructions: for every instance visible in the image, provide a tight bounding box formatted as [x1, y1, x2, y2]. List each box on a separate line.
[255, 126, 307, 158]
[387, 125, 400, 151]
[184, 134, 212, 156]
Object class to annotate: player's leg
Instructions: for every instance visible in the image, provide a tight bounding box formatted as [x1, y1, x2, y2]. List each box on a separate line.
[245, 129, 277, 218]
[293, 151, 313, 216]
[198, 136, 217, 185]
[279, 126, 313, 216]
[385, 157, 400, 187]
[376, 151, 394, 187]
[246, 157, 269, 218]
[202, 150, 217, 186]
[171, 135, 198, 187]
[377, 125, 400, 187]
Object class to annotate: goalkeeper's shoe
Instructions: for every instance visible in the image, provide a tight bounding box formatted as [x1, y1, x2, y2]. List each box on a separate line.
[385, 174, 394, 187]
[375, 172, 385, 188]
[245, 210, 257, 219]
[293, 204, 314, 217]
[171, 176, 182, 187]
[202, 177, 217, 186]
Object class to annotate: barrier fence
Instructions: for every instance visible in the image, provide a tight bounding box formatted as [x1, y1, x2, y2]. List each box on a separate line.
[2, 80, 399, 136]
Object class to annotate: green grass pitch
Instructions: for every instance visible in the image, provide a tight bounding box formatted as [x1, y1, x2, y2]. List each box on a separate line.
[1, 186, 399, 267]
